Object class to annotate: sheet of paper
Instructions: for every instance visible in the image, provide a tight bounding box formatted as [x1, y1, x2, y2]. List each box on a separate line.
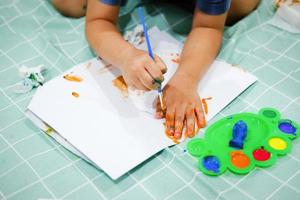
[27, 27, 257, 180]
[268, 0, 300, 33]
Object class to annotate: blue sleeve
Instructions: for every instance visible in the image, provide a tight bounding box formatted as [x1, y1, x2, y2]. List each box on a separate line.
[100, 0, 121, 6]
[196, 0, 231, 15]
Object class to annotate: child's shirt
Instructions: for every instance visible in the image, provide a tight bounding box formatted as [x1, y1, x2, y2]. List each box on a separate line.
[101, 0, 231, 15]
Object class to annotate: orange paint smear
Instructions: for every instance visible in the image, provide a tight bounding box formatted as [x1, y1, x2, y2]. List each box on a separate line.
[112, 76, 129, 97]
[72, 92, 80, 98]
[230, 151, 250, 169]
[63, 74, 82, 82]
[201, 97, 213, 114]
[166, 134, 180, 144]
[171, 59, 180, 64]
[98, 63, 114, 74]
[163, 122, 188, 144]
[275, 0, 300, 8]
[165, 130, 180, 144]
[171, 53, 180, 64]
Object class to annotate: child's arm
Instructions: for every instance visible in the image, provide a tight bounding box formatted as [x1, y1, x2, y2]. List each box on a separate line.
[85, 0, 166, 91]
[177, 9, 227, 86]
[157, 8, 228, 139]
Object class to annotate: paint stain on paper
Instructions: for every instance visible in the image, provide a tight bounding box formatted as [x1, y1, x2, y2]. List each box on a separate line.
[112, 76, 129, 97]
[72, 92, 80, 98]
[96, 57, 115, 74]
[98, 63, 114, 74]
[202, 97, 213, 115]
[63, 74, 83, 82]
[275, 0, 300, 8]
[231, 64, 247, 73]
[86, 62, 92, 69]
[170, 53, 180, 64]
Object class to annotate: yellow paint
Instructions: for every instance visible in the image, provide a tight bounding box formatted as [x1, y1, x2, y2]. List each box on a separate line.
[45, 127, 53, 135]
[269, 138, 287, 150]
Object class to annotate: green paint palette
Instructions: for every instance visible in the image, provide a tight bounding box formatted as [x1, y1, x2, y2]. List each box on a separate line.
[187, 108, 299, 176]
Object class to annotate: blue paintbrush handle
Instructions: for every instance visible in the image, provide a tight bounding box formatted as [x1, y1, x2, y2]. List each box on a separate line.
[138, 6, 163, 95]
[138, 7, 155, 60]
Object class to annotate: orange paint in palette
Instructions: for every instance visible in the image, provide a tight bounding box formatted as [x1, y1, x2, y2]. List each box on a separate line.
[63, 74, 82, 82]
[230, 151, 250, 169]
[112, 76, 129, 97]
[201, 97, 213, 114]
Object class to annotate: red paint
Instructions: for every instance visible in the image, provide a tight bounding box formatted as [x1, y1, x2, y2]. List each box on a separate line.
[253, 147, 270, 161]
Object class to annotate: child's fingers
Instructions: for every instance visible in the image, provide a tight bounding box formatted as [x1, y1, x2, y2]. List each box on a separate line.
[154, 55, 167, 74]
[155, 97, 164, 119]
[144, 57, 164, 84]
[174, 106, 186, 139]
[195, 100, 206, 129]
[138, 70, 159, 90]
[166, 108, 175, 136]
[132, 77, 149, 91]
[185, 107, 196, 138]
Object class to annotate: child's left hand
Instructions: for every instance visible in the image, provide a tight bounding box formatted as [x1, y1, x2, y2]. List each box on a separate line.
[155, 73, 206, 140]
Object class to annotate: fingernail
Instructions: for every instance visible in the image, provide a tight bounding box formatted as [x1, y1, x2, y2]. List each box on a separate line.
[156, 112, 163, 119]
[188, 132, 194, 138]
[187, 128, 194, 138]
[166, 128, 174, 136]
[174, 132, 181, 139]
[200, 120, 206, 128]
[170, 128, 174, 135]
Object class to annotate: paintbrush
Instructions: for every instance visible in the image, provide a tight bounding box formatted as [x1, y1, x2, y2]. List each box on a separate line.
[137, 6, 164, 109]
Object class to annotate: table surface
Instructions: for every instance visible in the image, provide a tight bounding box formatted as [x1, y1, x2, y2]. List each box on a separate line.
[0, 0, 299, 199]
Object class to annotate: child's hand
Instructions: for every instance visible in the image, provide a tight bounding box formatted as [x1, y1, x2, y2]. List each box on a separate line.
[155, 73, 206, 139]
[120, 49, 167, 91]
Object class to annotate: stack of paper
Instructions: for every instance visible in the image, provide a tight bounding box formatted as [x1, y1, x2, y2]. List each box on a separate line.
[26, 27, 257, 180]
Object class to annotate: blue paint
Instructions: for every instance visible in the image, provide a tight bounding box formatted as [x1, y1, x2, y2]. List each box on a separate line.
[202, 156, 220, 173]
[229, 120, 248, 149]
[279, 120, 296, 135]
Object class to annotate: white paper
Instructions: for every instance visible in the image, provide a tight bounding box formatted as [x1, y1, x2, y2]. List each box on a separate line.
[269, 1, 300, 33]
[27, 28, 257, 180]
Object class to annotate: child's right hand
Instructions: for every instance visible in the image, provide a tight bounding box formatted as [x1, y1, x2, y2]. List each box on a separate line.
[119, 48, 167, 91]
